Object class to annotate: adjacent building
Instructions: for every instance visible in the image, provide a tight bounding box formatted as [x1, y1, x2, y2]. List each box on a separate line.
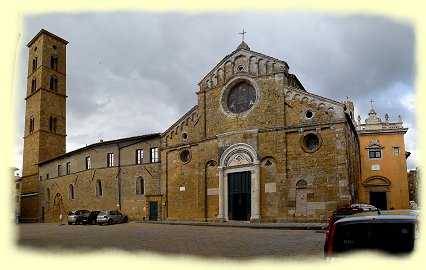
[11, 167, 22, 221]
[37, 134, 162, 222]
[356, 107, 410, 210]
[407, 167, 420, 205]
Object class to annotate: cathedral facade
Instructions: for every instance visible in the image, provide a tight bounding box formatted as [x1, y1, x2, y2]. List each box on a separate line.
[20, 29, 361, 223]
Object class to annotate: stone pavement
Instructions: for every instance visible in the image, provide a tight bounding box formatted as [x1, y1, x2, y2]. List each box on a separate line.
[17, 221, 327, 259]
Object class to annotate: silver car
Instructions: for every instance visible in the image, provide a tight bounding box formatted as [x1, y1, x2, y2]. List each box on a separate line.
[96, 210, 128, 225]
[67, 209, 90, 225]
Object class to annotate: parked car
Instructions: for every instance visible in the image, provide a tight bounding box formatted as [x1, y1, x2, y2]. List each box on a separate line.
[410, 201, 419, 210]
[82, 211, 100, 225]
[323, 206, 364, 254]
[97, 210, 128, 225]
[324, 209, 420, 259]
[67, 209, 90, 225]
[351, 203, 378, 211]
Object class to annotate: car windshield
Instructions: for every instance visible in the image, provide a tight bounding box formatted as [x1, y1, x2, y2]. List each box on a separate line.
[332, 222, 415, 255]
[98, 211, 107, 215]
[68, 211, 75, 215]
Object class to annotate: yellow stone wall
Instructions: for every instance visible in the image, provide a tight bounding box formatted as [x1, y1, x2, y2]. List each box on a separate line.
[358, 132, 409, 209]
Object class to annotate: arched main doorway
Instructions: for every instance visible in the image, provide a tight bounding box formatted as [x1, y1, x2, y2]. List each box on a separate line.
[217, 143, 260, 222]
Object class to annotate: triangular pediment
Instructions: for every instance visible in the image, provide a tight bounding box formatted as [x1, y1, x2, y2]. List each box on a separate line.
[227, 153, 252, 167]
[366, 139, 384, 149]
[198, 42, 304, 91]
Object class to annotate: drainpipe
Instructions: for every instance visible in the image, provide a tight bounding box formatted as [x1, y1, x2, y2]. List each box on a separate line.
[116, 143, 121, 210]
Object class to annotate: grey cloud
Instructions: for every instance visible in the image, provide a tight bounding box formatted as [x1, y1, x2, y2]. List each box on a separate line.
[15, 12, 416, 169]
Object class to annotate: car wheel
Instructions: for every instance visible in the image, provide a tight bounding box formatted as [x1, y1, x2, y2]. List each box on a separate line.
[108, 218, 113, 225]
[68, 222, 72, 225]
[123, 217, 128, 223]
[76, 219, 81, 225]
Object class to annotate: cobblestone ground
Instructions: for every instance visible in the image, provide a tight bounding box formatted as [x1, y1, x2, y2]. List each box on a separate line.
[17, 222, 325, 260]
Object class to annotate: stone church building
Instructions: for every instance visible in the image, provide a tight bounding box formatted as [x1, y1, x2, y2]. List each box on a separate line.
[20, 29, 361, 223]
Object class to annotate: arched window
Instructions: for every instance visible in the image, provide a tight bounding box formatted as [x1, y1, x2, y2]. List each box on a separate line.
[29, 117, 35, 133]
[49, 117, 53, 131]
[296, 180, 308, 188]
[96, 180, 103, 196]
[50, 77, 58, 91]
[31, 78, 37, 93]
[69, 184, 74, 200]
[46, 188, 50, 202]
[32, 57, 37, 72]
[51, 55, 58, 70]
[53, 117, 57, 132]
[136, 177, 144, 195]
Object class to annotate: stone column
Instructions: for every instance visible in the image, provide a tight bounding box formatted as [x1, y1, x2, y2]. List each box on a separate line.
[217, 166, 224, 220]
[251, 163, 261, 221]
[224, 173, 229, 221]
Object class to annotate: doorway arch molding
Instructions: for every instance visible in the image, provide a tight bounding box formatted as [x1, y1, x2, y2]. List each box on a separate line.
[363, 175, 391, 187]
[362, 175, 391, 210]
[217, 143, 260, 221]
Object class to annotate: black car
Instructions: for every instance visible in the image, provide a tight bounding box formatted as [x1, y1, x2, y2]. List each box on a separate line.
[325, 210, 419, 259]
[82, 211, 100, 225]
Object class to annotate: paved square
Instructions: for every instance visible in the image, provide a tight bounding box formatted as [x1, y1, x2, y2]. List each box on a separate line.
[17, 222, 325, 260]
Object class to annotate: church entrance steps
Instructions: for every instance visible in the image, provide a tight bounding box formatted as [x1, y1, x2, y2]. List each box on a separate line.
[137, 220, 327, 231]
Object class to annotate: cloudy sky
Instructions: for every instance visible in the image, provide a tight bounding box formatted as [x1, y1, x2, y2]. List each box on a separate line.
[12, 11, 416, 171]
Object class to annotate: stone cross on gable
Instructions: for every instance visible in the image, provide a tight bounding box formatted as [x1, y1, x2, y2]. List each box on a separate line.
[239, 29, 247, 42]
[370, 99, 374, 109]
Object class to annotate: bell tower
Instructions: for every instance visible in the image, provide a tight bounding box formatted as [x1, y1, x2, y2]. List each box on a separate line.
[20, 29, 68, 222]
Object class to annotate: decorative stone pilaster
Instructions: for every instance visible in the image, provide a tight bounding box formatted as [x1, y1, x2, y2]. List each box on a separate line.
[217, 166, 224, 220]
[224, 173, 229, 221]
[250, 162, 261, 221]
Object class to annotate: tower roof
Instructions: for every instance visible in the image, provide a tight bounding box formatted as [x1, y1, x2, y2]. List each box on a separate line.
[27, 29, 69, 47]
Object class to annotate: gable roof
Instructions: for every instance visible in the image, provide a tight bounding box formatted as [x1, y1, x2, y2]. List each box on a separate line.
[198, 41, 290, 86]
[38, 133, 161, 165]
[162, 105, 198, 137]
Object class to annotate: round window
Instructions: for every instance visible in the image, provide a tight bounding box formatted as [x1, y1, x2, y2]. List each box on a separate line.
[53, 45, 57, 50]
[303, 133, 320, 151]
[226, 82, 256, 113]
[180, 150, 191, 163]
[181, 133, 188, 140]
[306, 110, 313, 119]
